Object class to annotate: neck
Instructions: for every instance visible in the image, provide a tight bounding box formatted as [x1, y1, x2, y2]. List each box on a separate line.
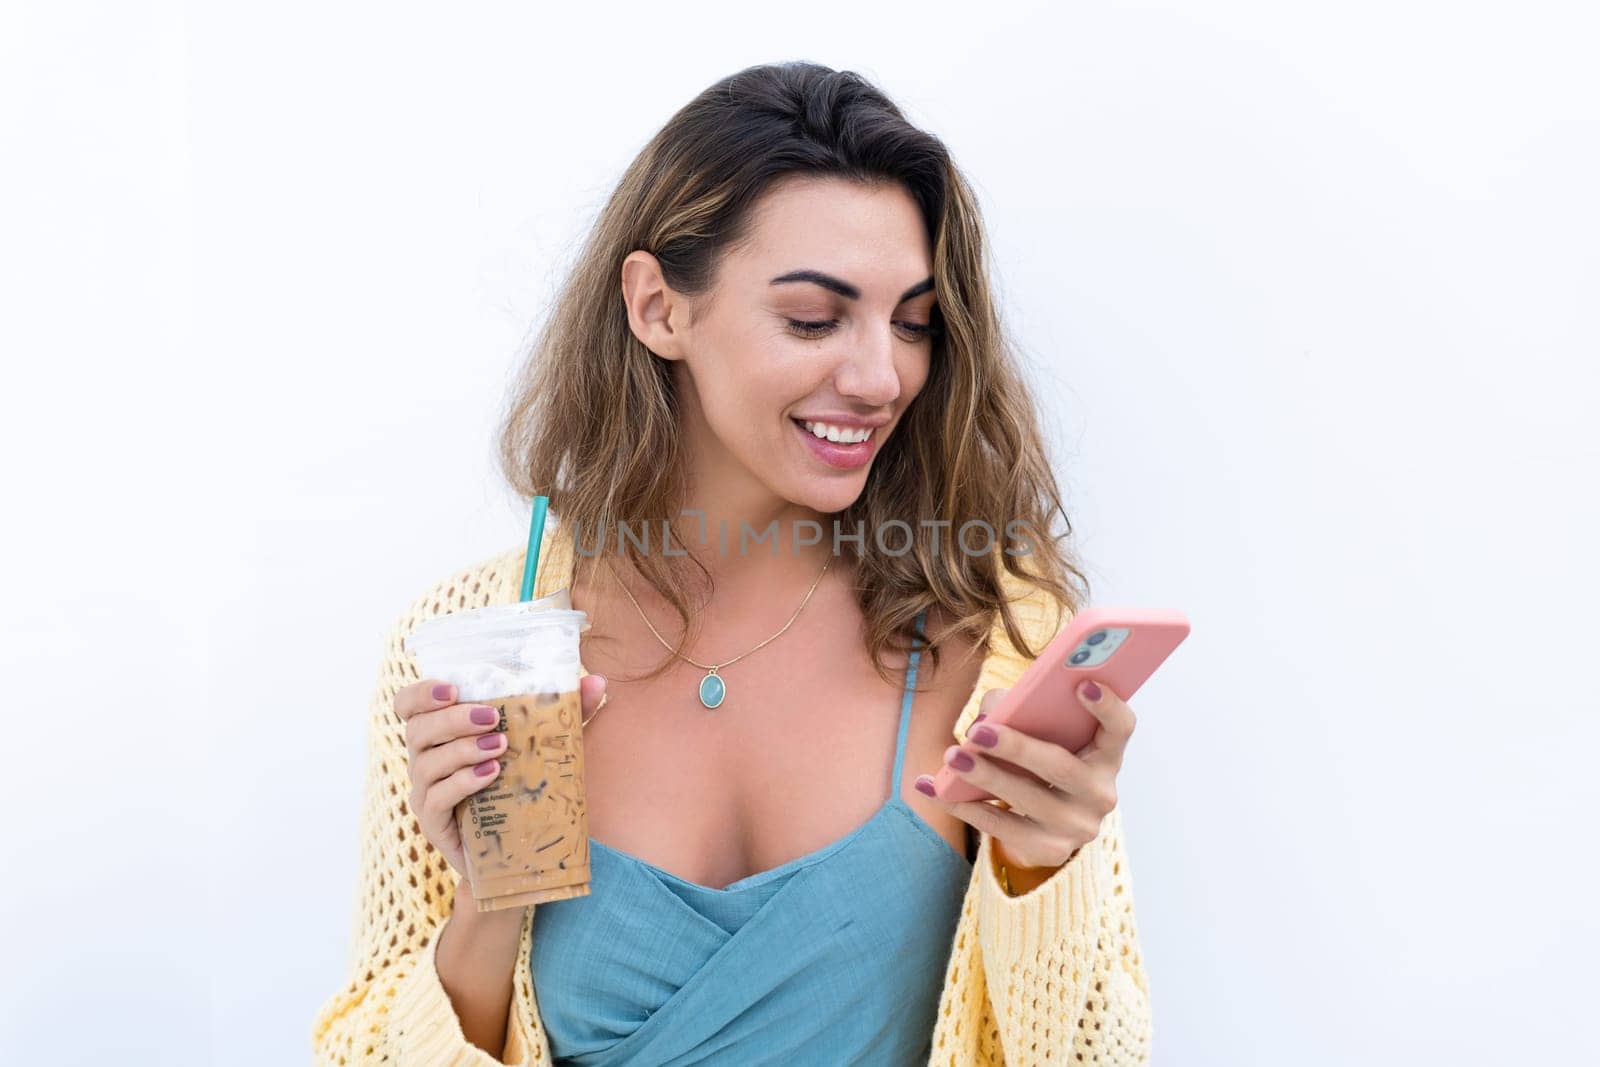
[668, 495, 832, 589]
[586, 490, 837, 647]
[603, 398, 842, 607]
[656, 427, 834, 586]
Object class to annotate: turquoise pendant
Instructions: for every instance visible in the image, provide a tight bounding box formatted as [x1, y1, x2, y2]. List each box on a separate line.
[698, 671, 726, 709]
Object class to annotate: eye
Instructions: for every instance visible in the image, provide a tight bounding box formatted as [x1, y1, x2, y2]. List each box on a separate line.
[785, 318, 838, 339]
[894, 321, 940, 341]
[784, 318, 944, 341]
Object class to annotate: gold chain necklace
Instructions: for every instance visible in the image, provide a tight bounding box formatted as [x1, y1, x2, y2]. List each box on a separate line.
[601, 552, 832, 712]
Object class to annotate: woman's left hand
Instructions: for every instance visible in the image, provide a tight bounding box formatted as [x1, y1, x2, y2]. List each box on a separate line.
[915, 680, 1137, 871]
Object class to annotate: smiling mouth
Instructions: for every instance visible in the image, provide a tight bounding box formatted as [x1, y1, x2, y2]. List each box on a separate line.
[792, 419, 876, 445]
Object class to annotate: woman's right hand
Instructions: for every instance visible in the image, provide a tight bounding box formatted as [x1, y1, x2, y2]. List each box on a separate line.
[396, 674, 608, 883]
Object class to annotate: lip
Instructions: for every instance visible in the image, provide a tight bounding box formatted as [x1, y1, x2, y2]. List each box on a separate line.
[791, 417, 880, 471]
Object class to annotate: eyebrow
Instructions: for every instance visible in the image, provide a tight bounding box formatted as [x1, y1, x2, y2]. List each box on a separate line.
[769, 269, 935, 304]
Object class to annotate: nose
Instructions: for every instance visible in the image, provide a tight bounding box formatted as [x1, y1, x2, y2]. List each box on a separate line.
[834, 326, 902, 408]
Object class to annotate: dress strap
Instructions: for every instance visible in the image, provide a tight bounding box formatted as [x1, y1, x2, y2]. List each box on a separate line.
[890, 610, 927, 796]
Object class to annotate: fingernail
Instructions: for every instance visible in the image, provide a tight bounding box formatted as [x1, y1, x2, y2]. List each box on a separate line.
[477, 733, 505, 750]
[433, 683, 455, 702]
[1082, 680, 1102, 702]
[969, 724, 998, 748]
[473, 759, 499, 776]
[470, 705, 498, 726]
[914, 776, 937, 797]
[946, 747, 976, 773]
[973, 713, 987, 723]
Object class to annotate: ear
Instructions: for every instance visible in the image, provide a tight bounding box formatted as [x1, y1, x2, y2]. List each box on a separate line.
[621, 250, 692, 362]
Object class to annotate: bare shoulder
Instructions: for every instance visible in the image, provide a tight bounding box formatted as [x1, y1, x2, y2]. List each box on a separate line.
[916, 603, 991, 741]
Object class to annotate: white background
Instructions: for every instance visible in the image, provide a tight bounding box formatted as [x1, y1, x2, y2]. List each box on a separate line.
[3, 2, 1596, 1063]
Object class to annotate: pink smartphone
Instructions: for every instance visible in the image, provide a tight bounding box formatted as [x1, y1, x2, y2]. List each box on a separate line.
[927, 607, 1191, 803]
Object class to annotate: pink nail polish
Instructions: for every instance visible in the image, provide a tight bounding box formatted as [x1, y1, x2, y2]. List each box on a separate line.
[914, 777, 937, 797]
[1082, 680, 1102, 702]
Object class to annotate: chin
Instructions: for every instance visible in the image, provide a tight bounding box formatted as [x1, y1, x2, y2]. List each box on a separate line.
[786, 475, 869, 517]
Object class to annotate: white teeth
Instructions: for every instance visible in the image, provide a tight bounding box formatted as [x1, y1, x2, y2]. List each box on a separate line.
[801, 420, 872, 444]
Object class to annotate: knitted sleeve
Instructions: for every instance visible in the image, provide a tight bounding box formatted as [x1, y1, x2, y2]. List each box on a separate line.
[310, 549, 552, 1066]
[928, 569, 1154, 1065]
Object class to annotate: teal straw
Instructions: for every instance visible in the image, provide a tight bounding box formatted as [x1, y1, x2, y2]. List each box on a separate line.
[520, 495, 549, 602]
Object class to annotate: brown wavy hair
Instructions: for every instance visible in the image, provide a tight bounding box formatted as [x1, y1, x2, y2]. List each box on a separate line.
[496, 60, 1089, 685]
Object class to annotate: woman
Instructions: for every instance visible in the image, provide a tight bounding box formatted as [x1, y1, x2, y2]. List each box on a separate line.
[313, 61, 1152, 1066]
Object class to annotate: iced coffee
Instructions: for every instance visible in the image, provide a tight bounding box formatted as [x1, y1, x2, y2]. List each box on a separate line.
[404, 597, 591, 912]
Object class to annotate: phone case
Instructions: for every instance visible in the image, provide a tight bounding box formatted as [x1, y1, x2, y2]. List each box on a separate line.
[928, 606, 1190, 803]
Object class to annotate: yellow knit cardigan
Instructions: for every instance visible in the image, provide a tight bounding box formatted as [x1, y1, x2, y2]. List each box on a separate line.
[312, 522, 1153, 1065]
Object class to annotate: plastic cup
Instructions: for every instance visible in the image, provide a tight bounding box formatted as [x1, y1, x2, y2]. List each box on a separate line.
[404, 595, 591, 911]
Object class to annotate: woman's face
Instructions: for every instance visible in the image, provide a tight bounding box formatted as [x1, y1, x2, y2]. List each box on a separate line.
[622, 176, 938, 517]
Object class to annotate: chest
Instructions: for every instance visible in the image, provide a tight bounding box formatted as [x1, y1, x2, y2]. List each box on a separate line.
[576, 611, 978, 890]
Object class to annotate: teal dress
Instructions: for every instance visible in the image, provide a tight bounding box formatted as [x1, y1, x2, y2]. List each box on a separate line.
[528, 612, 973, 1065]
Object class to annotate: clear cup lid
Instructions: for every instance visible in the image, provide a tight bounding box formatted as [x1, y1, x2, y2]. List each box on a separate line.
[403, 600, 590, 658]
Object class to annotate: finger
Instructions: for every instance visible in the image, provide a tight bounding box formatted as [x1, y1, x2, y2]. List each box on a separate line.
[961, 718, 1108, 806]
[579, 673, 607, 716]
[975, 687, 1007, 719]
[407, 700, 503, 759]
[411, 675, 606, 760]
[1075, 680, 1137, 767]
[419, 753, 505, 831]
[930, 796, 1081, 870]
[396, 679, 458, 723]
[941, 743, 1073, 826]
[413, 730, 509, 794]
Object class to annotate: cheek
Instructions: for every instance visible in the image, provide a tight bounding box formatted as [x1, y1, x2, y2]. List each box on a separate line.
[693, 331, 814, 434]
[899, 348, 934, 403]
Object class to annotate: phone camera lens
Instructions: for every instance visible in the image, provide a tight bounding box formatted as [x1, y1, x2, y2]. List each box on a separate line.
[1069, 648, 1091, 665]
[1087, 630, 1107, 645]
